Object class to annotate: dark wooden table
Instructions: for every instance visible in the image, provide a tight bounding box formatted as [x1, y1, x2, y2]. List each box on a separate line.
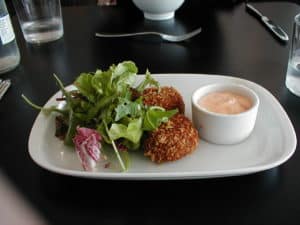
[1, 1, 300, 225]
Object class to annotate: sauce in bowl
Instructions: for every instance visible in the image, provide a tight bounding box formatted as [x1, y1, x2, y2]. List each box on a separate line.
[198, 91, 252, 114]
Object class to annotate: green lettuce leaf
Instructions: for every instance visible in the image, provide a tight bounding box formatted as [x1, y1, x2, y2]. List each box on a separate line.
[143, 107, 178, 131]
[74, 73, 96, 103]
[112, 61, 138, 80]
[108, 118, 143, 144]
[114, 97, 143, 121]
[91, 70, 104, 95]
[135, 69, 160, 93]
[113, 61, 138, 94]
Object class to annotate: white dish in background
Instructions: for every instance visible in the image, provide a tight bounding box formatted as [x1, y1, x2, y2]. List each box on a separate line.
[132, 0, 185, 20]
[28, 74, 297, 180]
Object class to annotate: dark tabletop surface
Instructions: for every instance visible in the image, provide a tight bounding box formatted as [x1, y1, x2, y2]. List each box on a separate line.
[1, 1, 300, 225]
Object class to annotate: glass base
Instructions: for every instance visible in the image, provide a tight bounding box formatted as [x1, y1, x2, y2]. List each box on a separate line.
[286, 73, 300, 96]
[286, 85, 300, 97]
[24, 30, 63, 44]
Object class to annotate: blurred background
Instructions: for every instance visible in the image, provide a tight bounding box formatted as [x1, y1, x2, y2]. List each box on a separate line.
[5, 0, 300, 16]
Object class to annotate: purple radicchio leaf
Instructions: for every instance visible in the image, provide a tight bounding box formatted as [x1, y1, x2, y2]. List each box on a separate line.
[73, 127, 103, 171]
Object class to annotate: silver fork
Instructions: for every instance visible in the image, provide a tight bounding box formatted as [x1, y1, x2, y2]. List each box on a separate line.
[0, 79, 11, 100]
[95, 27, 202, 42]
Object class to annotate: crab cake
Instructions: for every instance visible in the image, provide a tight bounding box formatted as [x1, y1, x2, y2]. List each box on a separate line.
[142, 86, 185, 114]
[144, 114, 199, 163]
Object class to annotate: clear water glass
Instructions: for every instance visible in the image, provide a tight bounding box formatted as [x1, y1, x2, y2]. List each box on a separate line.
[286, 14, 300, 96]
[13, 0, 63, 44]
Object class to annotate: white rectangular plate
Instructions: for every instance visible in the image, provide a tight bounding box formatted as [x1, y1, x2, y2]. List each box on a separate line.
[28, 74, 297, 180]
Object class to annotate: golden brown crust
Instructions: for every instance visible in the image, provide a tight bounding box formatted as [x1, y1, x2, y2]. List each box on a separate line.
[144, 114, 199, 163]
[142, 86, 185, 114]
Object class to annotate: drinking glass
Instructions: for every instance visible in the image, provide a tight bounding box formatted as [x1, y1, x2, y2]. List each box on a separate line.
[13, 0, 63, 44]
[286, 14, 300, 96]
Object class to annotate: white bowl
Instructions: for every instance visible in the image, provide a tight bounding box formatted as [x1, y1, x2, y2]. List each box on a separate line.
[132, 0, 185, 20]
[192, 83, 260, 145]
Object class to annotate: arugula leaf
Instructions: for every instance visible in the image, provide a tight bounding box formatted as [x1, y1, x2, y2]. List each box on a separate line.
[64, 109, 80, 146]
[21, 94, 68, 116]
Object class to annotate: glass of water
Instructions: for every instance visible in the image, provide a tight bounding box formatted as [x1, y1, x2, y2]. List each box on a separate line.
[286, 14, 300, 96]
[13, 0, 63, 44]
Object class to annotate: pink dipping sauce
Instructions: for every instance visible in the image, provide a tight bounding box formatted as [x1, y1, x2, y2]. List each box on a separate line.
[198, 91, 252, 114]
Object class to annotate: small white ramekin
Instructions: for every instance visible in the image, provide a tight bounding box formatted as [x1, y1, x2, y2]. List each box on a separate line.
[191, 83, 259, 145]
[132, 0, 185, 20]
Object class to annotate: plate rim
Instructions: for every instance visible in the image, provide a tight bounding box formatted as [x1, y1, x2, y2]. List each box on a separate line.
[28, 73, 297, 180]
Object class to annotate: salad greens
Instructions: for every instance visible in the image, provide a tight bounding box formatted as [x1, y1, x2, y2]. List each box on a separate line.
[23, 61, 177, 171]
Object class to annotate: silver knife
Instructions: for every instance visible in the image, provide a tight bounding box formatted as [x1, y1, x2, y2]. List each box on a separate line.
[0, 79, 11, 100]
[246, 3, 289, 42]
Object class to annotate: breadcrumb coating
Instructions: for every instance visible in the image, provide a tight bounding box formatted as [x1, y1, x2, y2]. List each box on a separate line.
[142, 86, 185, 114]
[144, 114, 199, 163]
